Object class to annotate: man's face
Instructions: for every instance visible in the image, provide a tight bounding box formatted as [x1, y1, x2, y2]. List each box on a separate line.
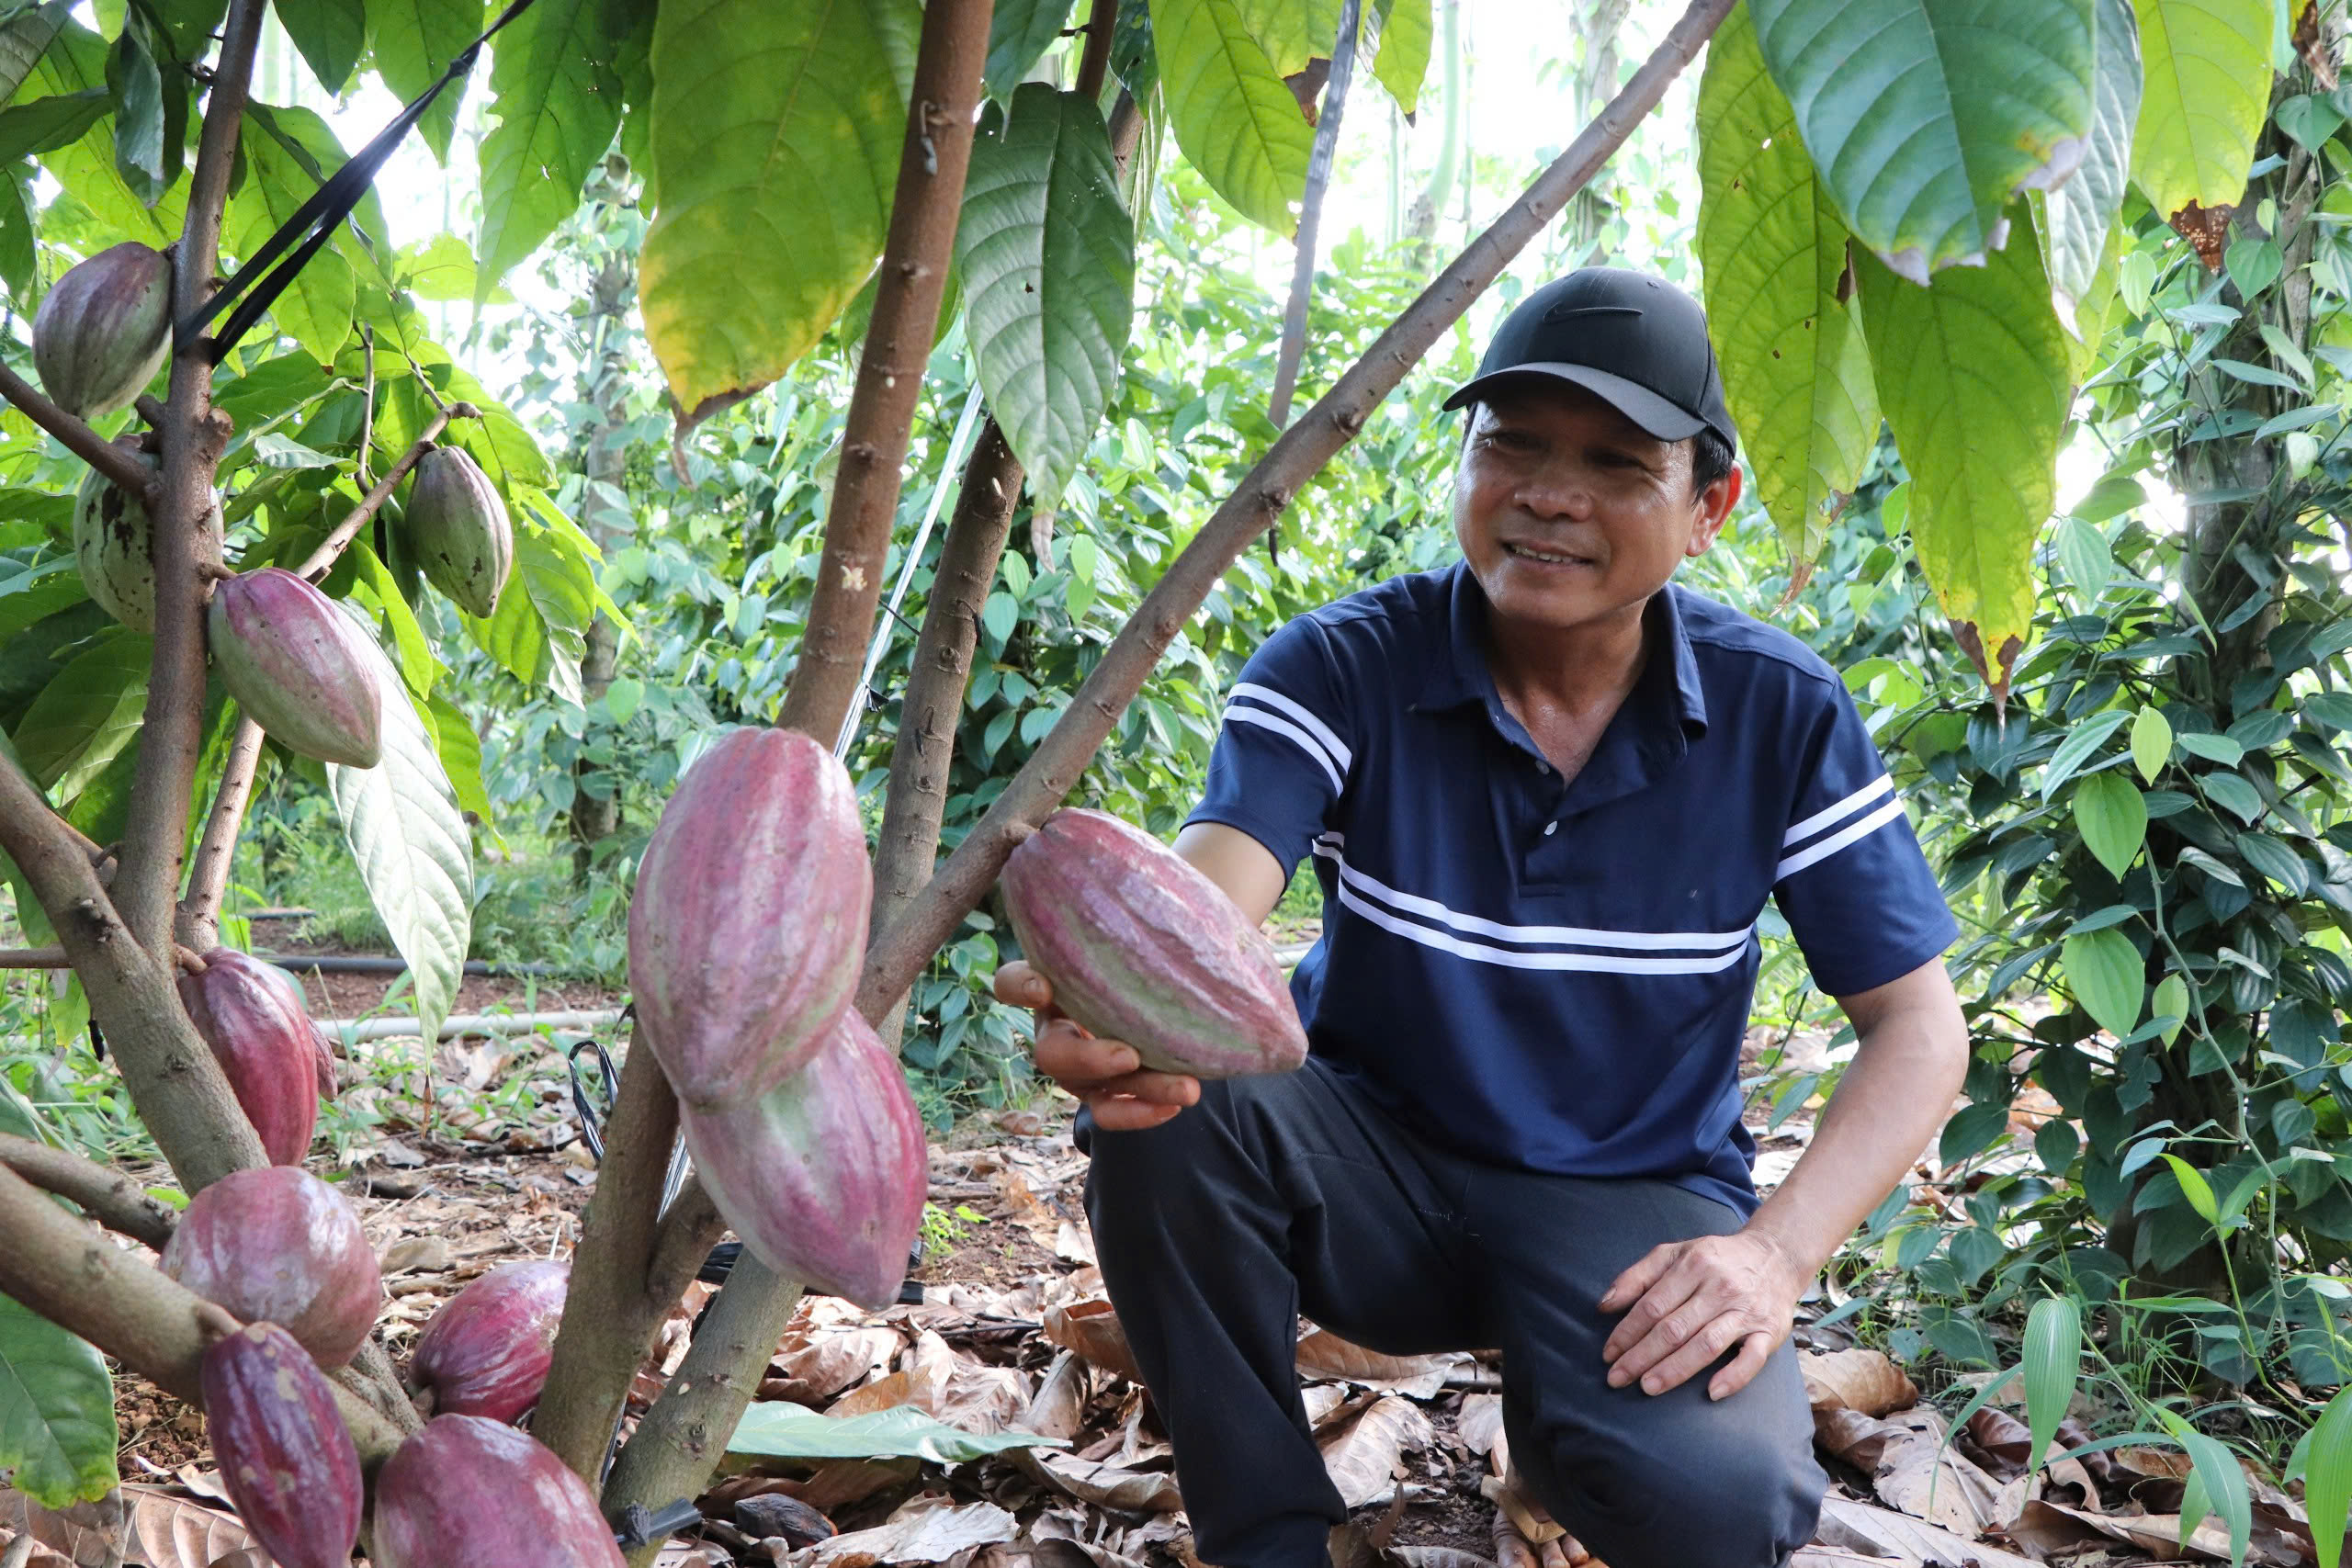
[1451, 383, 1738, 637]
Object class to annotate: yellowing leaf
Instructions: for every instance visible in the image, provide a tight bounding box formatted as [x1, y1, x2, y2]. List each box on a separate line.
[2132, 0, 2270, 215]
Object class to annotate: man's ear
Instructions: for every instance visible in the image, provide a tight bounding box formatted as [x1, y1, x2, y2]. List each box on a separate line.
[1686, 466, 1742, 558]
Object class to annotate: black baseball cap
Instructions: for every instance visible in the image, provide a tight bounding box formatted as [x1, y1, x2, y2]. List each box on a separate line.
[1443, 267, 1737, 451]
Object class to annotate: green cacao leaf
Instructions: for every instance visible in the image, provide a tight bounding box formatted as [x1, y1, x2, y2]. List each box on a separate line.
[329, 633, 472, 1045]
[0, 88, 109, 164]
[2062, 926, 2143, 1040]
[1696, 4, 1880, 571]
[640, 0, 913, 425]
[227, 105, 356, 362]
[1113, 0, 1159, 99]
[11, 630, 149, 798]
[1149, 0, 1311, 233]
[1857, 227, 2071, 689]
[2074, 771, 2148, 878]
[0, 0, 72, 107]
[247, 105, 395, 288]
[987, 0, 1078, 97]
[1370, 0, 1431, 113]
[957, 83, 1136, 514]
[1745, 0, 2096, 276]
[0, 165, 31, 301]
[427, 689, 495, 829]
[0, 1292, 116, 1507]
[2131, 0, 2268, 216]
[368, 0, 487, 164]
[1237, 0, 1340, 73]
[106, 17, 166, 203]
[25, 20, 183, 243]
[274, 0, 365, 92]
[475, 0, 623, 300]
[2041, 0, 2140, 324]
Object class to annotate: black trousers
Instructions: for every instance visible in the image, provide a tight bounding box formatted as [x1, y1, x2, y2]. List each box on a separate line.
[1081, 1056, 1826, 1568]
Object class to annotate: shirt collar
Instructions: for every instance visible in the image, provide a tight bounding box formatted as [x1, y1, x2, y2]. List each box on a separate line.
[1411, 560, 1710, 739]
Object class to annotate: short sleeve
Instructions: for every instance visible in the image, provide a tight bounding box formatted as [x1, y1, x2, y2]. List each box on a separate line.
[1771, 684, 1958, 997]
[1184, 613, 1356, 880]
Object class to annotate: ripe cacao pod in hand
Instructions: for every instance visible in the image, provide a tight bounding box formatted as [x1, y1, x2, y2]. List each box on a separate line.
[1001, 808, 1308, 1078]
[373, 1416, 625, 1568]
[628, 727, 872, 1110]
[200, 1322, 363, 1568]
[208, 567, 383, 768]
[406, 1258, 569, 1423]
[177, 949, 320, 1166]
[403, 446, 513, 616]
[676, 1008, 924, 1308]
[164, 1167, 380, 1367]
[33, 241, 172, 419]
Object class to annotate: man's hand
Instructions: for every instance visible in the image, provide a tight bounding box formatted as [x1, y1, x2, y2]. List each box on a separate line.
[1596, 1228, 1811, 1402]
[993, 960, 1201, 1131]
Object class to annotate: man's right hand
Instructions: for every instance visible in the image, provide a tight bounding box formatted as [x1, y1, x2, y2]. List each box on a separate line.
[993, 960, 1202, 1131]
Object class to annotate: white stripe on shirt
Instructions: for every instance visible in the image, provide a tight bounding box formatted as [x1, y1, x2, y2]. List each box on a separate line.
[1223, 705, 1344, 794]
[1782, 774, 1894, 847]
[1775, 798, 1905, 881]
[1311, 841, 1752, 953]
[1333, 883, 1754, 974]
[1230, 682, 1353, 772]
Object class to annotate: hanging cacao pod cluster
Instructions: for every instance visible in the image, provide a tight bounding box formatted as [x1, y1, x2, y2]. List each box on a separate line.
[32, 242, 173, 419]
[177, 949, 325, 1166]
[402, 445, 514, 616]
[208, 567, 384, 768]
[628, 727, 926, 1306]
[199, 1323, 364, 1568]
[998, 808, 1309, 1078]
[405, 1258, 570, 1423]
[372, 1416, 625, 1568]
[163, 1166, 381, 1368]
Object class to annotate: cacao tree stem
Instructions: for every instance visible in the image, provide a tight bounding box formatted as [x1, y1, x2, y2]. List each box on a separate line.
[119, 0, 270, 958]
[177, 714, 266, 952]
[0, 750, 266, 1189]
[0, 1159, 407, 1468]
[775, 0, 992, 741]
[857, 0, 1736, 1014]
[599, 1257, 805, 1567]
[0, 1132, 179, 1251]
[536, 1028, 691, 1484]
[291, 411, 454, 581]
[0, 365, 160, 496]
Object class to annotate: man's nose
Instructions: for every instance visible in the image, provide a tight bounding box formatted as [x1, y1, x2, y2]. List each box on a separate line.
[1515, 463, 1594, 519]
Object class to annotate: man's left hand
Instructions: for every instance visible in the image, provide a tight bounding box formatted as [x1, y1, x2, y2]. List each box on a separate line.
[1596, 1229, 1812, 1402]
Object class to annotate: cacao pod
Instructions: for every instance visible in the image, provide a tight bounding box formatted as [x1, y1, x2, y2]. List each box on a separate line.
[199, 1322, 363, 1568]
[403, 446, 513, 617]
[999, 808, 1308, 1078]
[406, 1259, 569, 1423]
[72, 448, 158, 632]
[247, 961, 340, 1096]
[163, 1167, 380, 1367]
[373, 1416, 625, 1568]
[676, 1009, 924, 1308]
[628, 727, 872, 1110]
[32, 242, 172, 419]
[177, 949, 320, 1166]
[208, 567, 384, 768]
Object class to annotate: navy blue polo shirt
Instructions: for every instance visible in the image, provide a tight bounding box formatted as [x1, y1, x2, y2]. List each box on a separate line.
[1186, 561, 1957, 1217]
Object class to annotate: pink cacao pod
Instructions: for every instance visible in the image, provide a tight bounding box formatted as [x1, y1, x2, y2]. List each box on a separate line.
[244, 959, 339, 1095]
[199, 1322, 363, 1568]
[1000, 808, 1308, 1078]
[628, 727, 872, 1110]
[163, 1167, 381, 1367]
[33, 241, 172, 418]
[676, 1009, 924, 1308]
[373, 1416, 625, 1568]
[406, 1259, 570, 1423]
[177, 949, 319, 1166]
[208, 568, 383, 769]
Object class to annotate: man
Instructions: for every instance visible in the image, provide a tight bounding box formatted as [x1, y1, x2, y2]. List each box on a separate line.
[994, 268, 1969, 1568]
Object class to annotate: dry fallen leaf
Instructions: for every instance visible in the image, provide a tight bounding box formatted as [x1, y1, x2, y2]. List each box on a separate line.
[1811, 1495, 2039, 1568]
[1018, 1351, 1090, 1442]
[1013, 1450, 1184, 1512]
[806, 1494, 1018, 1566]
[1318, 1395, 1433, 1509]
[1042, 1300, 1145, 1385]
[764, 1326, 903, 1406]
[1801, 1348, 1918, 1418]
[1295, 1328, 1470, 1398]
[1861, 1408, 2007, 1536]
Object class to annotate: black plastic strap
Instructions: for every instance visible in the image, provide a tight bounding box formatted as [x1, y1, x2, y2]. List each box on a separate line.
[175, 0, 542, 363]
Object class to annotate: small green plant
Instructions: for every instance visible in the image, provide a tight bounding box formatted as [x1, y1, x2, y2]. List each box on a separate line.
[917, 1201, 987, 1258]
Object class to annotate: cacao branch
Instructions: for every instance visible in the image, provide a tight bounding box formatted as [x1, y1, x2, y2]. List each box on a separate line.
[0, 365, 160, 497]
[0, 947, 68, 967]
[0, 1158, 406, 1467]
[535, 1028, 697, 1484]
[118, 0, 269, 956]
[176, 715, 266, 952]
[774, 0, 991, 740]
[858, 0, 1737, 1012]
[0, 1131, 179, 1251]
[291, 410, 456, 582]
[0, 750, 265, 1188]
